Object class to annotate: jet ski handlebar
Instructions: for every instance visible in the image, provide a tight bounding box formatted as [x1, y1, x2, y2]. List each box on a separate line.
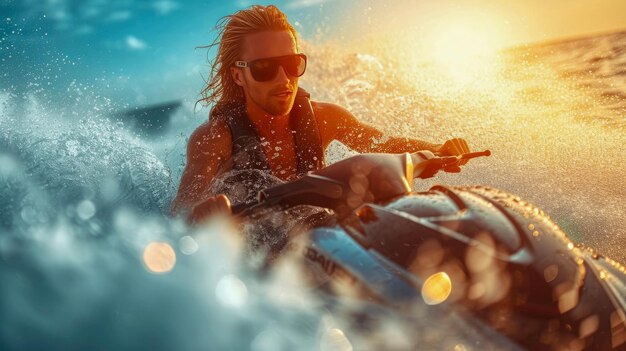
[411, 149, 491, 179]
[232, 150, 490, 216]
[442, 149, 491, 163]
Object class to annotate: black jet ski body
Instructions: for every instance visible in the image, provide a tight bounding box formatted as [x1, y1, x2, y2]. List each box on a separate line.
[303, 185, 626, 350]
[233, 151, 626, 350]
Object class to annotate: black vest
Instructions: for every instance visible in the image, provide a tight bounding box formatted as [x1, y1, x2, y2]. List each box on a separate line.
[210, 87, 325, 178]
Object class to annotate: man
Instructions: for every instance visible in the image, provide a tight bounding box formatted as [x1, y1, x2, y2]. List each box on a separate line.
[172, 5, 470, 222]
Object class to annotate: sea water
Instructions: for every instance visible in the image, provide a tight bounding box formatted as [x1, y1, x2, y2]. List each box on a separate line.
[1, 19, 625, 351]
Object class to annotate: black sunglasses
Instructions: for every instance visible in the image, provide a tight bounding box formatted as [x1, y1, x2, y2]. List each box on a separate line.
[235, 54, 307, 82]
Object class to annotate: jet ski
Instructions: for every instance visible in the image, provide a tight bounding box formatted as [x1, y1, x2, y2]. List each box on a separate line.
[231, 150, 626, 350]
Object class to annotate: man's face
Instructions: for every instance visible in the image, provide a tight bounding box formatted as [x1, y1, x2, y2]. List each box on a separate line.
[232, 30, 300, 116]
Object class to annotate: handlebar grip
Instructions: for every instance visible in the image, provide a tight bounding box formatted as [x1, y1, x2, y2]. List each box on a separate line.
[231, 201, 255, 216]
[460, 150, 491, 160]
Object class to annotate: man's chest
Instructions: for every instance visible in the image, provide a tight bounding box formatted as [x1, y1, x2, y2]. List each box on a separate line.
[258, 130, 297, 179]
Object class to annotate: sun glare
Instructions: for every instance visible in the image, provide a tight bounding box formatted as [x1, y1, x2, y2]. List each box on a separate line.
[432, 27, 495, 62]
[422, 17, 507, 83]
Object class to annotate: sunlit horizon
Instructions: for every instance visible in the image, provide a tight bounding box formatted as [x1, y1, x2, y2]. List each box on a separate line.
[332, 0, 626, 52]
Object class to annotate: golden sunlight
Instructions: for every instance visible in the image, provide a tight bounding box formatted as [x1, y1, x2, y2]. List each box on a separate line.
[422, 16, 507, 82]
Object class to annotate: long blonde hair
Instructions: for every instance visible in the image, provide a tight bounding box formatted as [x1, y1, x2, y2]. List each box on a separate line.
[197, 5, 299, 110]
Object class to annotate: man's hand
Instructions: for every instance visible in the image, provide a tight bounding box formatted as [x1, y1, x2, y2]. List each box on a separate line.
[188, 194, 232, 224]
[437, 138, 471, 173]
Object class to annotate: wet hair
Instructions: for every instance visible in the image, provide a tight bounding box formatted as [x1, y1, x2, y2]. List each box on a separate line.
[197, 5, 299, 110]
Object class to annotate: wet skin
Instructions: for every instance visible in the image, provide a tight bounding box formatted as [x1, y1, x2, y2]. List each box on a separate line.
[172, 30, 470, 221]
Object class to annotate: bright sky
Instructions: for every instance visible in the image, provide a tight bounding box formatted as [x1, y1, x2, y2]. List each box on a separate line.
[1, 0, 625, 106]
[331, 0, 626, 50]
[504, 0, 626, 44]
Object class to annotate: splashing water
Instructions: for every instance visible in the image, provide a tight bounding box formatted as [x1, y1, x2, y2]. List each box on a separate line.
[1, 26, 625, 350]
[301, 31, 626, 262]
[0, 92, 522, 350]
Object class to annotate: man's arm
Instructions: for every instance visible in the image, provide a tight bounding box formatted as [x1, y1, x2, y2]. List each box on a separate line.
[313, 102, 442, 153]
[170, 118, 232, 216]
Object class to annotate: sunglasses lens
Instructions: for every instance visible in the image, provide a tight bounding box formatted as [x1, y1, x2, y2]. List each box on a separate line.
[284, 55, 307, 77]
[248, 55, 307, 82]
[250, 60, 279, 82]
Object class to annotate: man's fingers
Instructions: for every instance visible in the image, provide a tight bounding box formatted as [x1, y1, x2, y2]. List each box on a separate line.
[441, 138, 469, 155]
[207, 195, 231, 214]
[453, 138, 469, 153]
[453, 139, 463, 153]
[458, 138, 470, 164]
[460, 139, 469, 153]
[445, 138, 470, 165]
[189, 194, 232, 224]
[457, 138, 469, 154]
[216, 194, 232, 214]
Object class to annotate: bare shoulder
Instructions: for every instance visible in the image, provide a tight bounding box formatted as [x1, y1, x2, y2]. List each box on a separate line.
[189, 115, 230, 142]
[310, 101, 363, 146]
[311, 101, 355, 120]
[187, 116, 232, 159]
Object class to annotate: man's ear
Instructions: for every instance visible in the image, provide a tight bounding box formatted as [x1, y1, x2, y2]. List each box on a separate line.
[230, 67, 245, 87]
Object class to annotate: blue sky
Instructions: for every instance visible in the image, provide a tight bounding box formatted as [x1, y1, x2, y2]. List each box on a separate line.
[0, 0, 347, 107]
[2, 0, 625, 109]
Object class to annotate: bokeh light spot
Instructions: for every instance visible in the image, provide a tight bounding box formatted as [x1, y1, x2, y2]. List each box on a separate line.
[76, 199, 96, 220]
[215, 274, 247, 308]
[0, 153, 19, 175]
[421, 272, 452, 305]
[179, 235, 199, 255]
[579, 314, 599, 338]
[142, 242, 176, 274]
[543, 264, 559, 283]
[558, 288, 580, 313]
[251, 329, 284, 351]
[320, 328, 353, 351]
[454, 344, 468, 351]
